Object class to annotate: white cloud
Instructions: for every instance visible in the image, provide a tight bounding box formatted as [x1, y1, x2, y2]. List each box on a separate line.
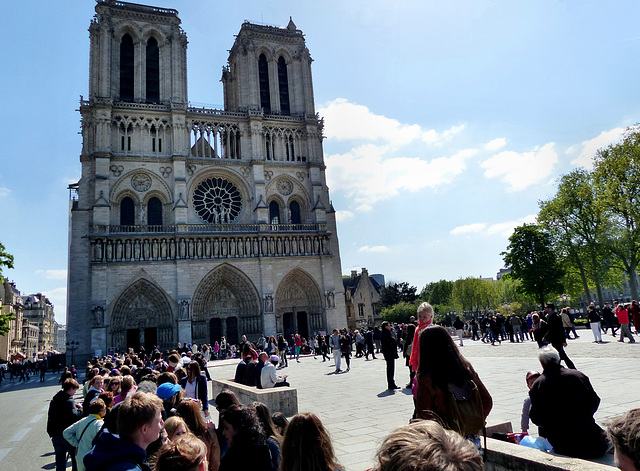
[450, 215, 537, 238]
[358, 245, 390, 253]
[319, 98, 464, 147]
[326, 146, 476, 208]
[567, 127, 625, 169]
[335, 210, 354, 222]
[485, 138, 506, 151]
[480, 143, 558, 191]
[0, 187, 11, 197]
[450, 223, 487, 236]
[36, 269, 68, 280]
[42, 287, 67, 308]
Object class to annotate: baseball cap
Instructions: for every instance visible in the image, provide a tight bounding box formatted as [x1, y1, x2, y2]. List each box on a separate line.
[157, 382, 181, 400]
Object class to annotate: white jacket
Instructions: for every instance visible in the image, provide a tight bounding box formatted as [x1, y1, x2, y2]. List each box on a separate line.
[63, 414, 104, 471]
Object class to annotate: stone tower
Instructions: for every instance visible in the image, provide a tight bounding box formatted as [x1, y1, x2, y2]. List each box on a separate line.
[67, 0, 347, 360]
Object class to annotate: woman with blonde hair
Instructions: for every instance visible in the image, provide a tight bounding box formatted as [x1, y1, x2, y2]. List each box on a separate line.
[163, 416, 189, 441]
[280, 412, 343, 471]
[112, 375, 136, 405]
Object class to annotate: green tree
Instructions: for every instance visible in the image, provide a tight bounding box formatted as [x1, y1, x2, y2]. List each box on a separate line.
[379, 282, 418, 308]
[538, 169, 613, 306]
[380, 301, 419, 324]
[0, 242, 15, 336]
[593, 126, 640, 300]
[451, 277, 497, 316]
[502, 224, 564, 308]
[420, 279, 454, 313]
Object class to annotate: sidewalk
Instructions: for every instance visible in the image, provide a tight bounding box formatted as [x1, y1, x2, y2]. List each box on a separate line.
[207, 330, 638, 471]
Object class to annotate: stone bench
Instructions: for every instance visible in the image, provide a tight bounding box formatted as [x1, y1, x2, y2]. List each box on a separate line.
[211, 379, 298, 417]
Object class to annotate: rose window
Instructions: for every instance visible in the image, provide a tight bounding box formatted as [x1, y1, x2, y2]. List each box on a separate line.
[193, 177, 242, 223]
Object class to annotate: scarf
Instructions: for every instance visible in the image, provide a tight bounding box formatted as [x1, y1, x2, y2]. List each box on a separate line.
[409, 319, 432, 372]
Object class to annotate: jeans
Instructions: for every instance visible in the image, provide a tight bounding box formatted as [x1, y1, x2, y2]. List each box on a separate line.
[52, 434, 77, 471]
[333, 348, 341, 371]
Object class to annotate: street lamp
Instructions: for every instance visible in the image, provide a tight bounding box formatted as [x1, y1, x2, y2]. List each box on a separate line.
[66, 341, 79, 366]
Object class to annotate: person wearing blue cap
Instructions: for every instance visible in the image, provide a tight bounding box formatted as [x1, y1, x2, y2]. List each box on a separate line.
[157, 382, 182, 420]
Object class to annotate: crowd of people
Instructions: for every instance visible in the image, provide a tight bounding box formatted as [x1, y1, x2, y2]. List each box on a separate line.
[42, 298, 640, 471]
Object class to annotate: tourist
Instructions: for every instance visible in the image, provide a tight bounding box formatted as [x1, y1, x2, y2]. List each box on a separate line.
[415, 325, 492, 440]
[372, 420, 483, 471]
[340, 330, 352, 372]
[278, 335, 289, 367]
[364, 328, 377, 360]
[402, 323, 416, 389]
[163, 416, 189, 441]
[520, 371, 540, 433]
[631, 301, 640, 335]
[602, 302, 618, 336]
[113, 375, 137, 405]
[381, 321, 400, 390]
[329, 329, 342, 373]
[251, 402, 283, 471]
[157, 382, 182, 419]
[106, 376, 121, 396]
[63, 399, 107, 471]
[261, 355, 289, 388]
[608, 408, 640, 471]
[47, 378, 83, 471]
[84, 392, 165, 471]
[453, 316, 465, 346]
[588, 304, 603, 343]
[529, 346, 608, 458]
[180, 361, 210, 419]
[531, 312, 548, 348]
[83, 375, 105, 416]
[617, 303, 636, 343]
[176, 400, 220, 471]
[153, 433, 208, 471]
[543, 303, 576, 369]
[219, 406, 271, 471]
[271, 412, 289, 437]
[280, 412, 343, 471]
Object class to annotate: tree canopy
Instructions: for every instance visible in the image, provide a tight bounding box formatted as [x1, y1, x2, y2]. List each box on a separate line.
[0, 242, 15, 336]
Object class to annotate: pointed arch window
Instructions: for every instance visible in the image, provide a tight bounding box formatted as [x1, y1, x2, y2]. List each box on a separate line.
[290, 201, 301, 224]
[120, 197, 135, 226]
[120, 34, 134, 102]
[278, 56, 290, 115]
[258, 54, 271, 114]
[146, 37, 159, 103]
[269, 201, 280, 224]
[147, 197, 163, 226]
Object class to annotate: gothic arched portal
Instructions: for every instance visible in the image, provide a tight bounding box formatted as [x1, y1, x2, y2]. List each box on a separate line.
[275, 268, 324, 338]
[191, 264, 261, 344]
[109, 278, 174, 352]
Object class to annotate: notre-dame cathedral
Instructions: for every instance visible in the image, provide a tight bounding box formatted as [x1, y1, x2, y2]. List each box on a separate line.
[67, 0, 347, 359]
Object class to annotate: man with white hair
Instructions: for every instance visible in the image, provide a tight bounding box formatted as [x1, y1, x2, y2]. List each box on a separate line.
[529, 346, 608, 458]
[260, 355, 289, 388]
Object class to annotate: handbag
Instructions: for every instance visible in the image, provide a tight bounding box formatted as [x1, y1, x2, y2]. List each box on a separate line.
[74, 417, 96, 455]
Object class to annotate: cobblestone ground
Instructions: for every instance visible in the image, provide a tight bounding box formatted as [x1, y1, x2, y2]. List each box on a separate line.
[208, 328, 639, 471]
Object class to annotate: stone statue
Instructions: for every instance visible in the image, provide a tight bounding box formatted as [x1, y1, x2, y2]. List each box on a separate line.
[326, 290, 335, 308]
[264, 295, 273, 313]
[179, 299, 191, 320]
[92, 305, 104, 326]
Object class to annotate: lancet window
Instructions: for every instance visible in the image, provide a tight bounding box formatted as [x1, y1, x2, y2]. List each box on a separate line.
[120, 197, 135, 226]
[146, 37, 160, 103]
[120, 34, 134, 102]
[278, 56, 290, 116]
[259, 54, 271, 114]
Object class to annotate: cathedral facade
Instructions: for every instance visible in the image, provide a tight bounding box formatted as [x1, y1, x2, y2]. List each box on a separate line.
[67, 0, 347, 359]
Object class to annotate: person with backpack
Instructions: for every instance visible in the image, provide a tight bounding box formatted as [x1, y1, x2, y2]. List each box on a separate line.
[415, 326, 492, 442]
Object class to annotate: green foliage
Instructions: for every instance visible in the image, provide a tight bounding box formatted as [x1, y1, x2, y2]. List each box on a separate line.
[451, 277, 498, 313]
[380, 301, 420, 324]
[0, 242, 14, 336]
[593, 125, 640, 300]
[379, 281, 418, 308]
[421, 280, 453, 305]
[502, 224, 564, 308]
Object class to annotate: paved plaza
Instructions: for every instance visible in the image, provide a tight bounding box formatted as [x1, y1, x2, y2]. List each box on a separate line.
[0, 327, 636, 470]
[208, 330, 638, 471]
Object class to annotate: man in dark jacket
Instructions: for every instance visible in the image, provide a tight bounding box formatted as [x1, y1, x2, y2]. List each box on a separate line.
[381, 322, 400, 390]
[529, 346, 608, 459]
[47, 378, 82, 471]
[84, 391, 164, 471]
[543, 303, 576, 369]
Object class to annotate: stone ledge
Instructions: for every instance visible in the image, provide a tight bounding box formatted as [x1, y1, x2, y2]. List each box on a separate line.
[211, 379, 298, 417]
[484, 437, 612, 471]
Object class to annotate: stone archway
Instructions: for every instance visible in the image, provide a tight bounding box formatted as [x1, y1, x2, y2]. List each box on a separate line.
[191, 264, 261, 344]
[275, 268, 324, 337]
[109, 279, 174, 352]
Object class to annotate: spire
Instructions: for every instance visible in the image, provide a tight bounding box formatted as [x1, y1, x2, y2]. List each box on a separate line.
[287, 16, 297, 31]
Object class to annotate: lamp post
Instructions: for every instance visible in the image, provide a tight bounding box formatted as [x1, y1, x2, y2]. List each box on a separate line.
[66, 341, 79, 366]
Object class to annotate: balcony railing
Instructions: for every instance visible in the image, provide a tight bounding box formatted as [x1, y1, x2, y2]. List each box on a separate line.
[91, 223, 327, 235]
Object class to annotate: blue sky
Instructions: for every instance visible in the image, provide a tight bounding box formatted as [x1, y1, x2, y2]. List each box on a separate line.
[1, 1, 639, 324]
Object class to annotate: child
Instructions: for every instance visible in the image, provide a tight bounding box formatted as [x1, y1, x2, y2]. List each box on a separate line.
[521, 371, 541, 433]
